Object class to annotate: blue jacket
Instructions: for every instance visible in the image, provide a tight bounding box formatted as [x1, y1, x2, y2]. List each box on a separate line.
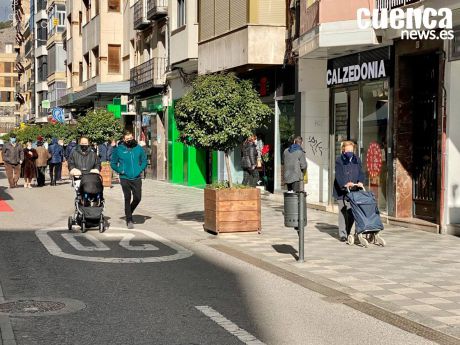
[98, 143, 113, 162]
[48, 138, 64, 164]
[65, 141, 77, 160]
[110, 142, 147, 180]
[333, 153, 365, 199]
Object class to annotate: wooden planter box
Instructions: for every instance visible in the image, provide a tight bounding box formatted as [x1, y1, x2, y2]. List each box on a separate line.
[100, 164, 112, 188]
[204, 188, 261, 234]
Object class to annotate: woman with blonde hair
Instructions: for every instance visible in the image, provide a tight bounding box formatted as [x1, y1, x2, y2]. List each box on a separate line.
[333, 140, 365, 244]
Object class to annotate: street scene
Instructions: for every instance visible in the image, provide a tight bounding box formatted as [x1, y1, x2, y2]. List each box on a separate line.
[1, 0, 460, 344]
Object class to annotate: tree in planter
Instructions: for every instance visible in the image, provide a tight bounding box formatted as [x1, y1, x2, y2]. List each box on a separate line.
[175, 73, 273, 187]
[77, 108, 124, 144]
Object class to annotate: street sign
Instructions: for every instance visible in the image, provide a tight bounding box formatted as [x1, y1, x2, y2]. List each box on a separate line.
[51, 107, 65, 123]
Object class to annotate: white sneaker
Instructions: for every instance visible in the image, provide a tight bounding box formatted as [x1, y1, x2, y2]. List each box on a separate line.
[347, 234, 354, 245]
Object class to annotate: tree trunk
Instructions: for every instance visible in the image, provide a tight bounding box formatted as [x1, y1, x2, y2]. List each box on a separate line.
[224, 150, 233, 188]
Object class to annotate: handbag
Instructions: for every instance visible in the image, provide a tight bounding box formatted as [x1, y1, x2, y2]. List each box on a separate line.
[257, 158, 262, 168]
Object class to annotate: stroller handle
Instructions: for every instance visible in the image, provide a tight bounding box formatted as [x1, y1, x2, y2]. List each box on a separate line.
[346, 184, 366, 193]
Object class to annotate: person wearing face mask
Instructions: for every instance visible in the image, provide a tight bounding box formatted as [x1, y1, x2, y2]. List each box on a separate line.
[110, 131, 147, 229]
[68, 137, 101, 177]
[333, 141, 365, 244]
[35, 136, 50, 187]
[22, 142, 38, 188]
[2, 134, 24, 188]
[48, 138, 64, 186]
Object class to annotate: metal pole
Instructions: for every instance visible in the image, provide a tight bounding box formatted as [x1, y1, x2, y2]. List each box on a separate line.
[298, 191, 306, 263]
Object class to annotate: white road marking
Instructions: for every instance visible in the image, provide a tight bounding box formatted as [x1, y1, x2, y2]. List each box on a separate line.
[103, 233, 159, 251]
[36, 228, 193, 263]
[195, 306, 266, 345]
[61, 233, 110, 251]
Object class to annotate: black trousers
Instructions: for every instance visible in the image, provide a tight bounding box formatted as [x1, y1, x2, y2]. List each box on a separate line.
[242, 169, 259, 187]
[37, 166, 46, 186]
[120, 178, 142, 222]
[49, 163, 62, 184]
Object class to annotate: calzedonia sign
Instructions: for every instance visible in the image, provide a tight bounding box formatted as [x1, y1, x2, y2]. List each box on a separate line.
[326, 47, 391, 88]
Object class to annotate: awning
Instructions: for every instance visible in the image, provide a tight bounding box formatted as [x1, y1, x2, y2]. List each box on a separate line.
[58, 82, 130, 108]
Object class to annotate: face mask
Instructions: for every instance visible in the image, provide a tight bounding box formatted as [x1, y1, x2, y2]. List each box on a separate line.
[80, 145, 89, 152]
[125, 139, 136, 148]
[10, 138, 16, 144]
[344, 151, 354, 159]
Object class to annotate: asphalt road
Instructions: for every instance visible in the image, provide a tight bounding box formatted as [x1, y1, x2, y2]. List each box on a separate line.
[0, 169, 437, 345]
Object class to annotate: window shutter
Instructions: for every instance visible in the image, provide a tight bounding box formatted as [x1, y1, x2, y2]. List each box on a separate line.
[230, 0, 247, 29]
[214, 0, 229, 36]
[108, 45, 120, 73]
[199, 0, 214, 41]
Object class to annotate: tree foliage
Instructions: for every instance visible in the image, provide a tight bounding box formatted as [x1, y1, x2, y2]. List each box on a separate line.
[175, 73, 273, 153]
[76, 108, 124, 144]
[3, 123, 77, 143]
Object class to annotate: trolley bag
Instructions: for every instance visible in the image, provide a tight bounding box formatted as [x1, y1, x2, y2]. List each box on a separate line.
[346, 189, 384, 234]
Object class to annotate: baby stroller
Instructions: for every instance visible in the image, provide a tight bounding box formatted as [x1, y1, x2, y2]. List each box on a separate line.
[68, 173, 106, 233]
[345, 185, 385, 248]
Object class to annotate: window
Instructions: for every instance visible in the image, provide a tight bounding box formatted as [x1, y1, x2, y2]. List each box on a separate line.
[68, 63, 73, 88]
[0, 62, 13, 73]
[79, 12, 82, 35]
[108, 45, 120, 73]
[450, 27, 460, 61]
[108, 0, 120, 12]
[79, 62, 83, 85]
[94, 0, 99, 16]
[37, 20, 48, 47]
[84, 52, 90, 80]
[83, 0, 91, 23]
[37, 56, 48, 82]
[177, 0, 186, 28]
[48, 4, 66, 36]
[92, 46, 99, 77]
[5, 44, 12, 54]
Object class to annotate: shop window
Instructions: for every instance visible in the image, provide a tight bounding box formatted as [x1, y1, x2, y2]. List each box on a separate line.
[108, 45, 121, 73]
[108, 0, 120, 12]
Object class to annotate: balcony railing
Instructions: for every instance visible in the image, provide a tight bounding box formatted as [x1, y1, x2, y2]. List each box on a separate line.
[300, 0, 320, 36]
[147, 0, 167, 21]
[130, 57, 167, 94]
[134, 0, 150, 30]
[376, 0, 422, 10]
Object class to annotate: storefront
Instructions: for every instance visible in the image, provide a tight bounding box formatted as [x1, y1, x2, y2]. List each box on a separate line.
[328, 47, 392, 213]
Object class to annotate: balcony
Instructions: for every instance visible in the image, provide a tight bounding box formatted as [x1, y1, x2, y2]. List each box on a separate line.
[376, 0, 422, 11]
[130, 57, 166, 94]
[300, 0, 320, 36]
[147, 0, 167, 21]
[134, 0, 150, 30]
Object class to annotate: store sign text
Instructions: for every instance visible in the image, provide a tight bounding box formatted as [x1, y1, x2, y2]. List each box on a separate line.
[327, 60, 386, 87]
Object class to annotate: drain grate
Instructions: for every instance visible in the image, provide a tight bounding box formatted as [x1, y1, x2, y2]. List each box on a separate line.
[0, 300, 66, 314]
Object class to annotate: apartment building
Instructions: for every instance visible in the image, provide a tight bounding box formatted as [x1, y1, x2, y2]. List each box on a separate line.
[128, 0, 168, 179]
[294, 0, 460, 234]
[197, 0, 293, 192]
[59, 0, 129, 115]
[0, 25, 20, 134]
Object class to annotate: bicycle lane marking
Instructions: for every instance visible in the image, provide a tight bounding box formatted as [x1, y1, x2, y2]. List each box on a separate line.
[35, 228, 193, 263]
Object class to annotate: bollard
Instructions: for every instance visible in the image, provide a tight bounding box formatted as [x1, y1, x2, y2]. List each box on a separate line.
[297, 191, 306, 263]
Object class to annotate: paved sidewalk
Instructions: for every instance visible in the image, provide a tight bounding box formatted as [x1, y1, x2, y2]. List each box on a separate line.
[105, 180, 460, 341]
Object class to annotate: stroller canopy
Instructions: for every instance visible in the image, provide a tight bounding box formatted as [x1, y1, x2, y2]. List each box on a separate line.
[79, 173, 104, 195]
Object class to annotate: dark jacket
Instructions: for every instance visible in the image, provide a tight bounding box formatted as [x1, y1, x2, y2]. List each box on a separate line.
[68, 146, 101, 173]
[2, 142, 24, 165]
[333, 153, 365, 199]
[241, 142, 257, 169]
[110, 142, 147, 180]
[65, 141, 77, 160]
[283, 144, 308, 184]
[48, 138, 64, 164]
[98, 143, 113, 162]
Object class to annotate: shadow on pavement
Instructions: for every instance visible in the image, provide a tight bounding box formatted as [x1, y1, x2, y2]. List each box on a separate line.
[272, 244, 299, 260]
[177, 211, 204, 223]
[315, 222, 341, 241]
[0, 186, 13, 201]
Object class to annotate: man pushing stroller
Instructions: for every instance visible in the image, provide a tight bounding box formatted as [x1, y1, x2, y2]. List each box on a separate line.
[68, 137, 101, 177]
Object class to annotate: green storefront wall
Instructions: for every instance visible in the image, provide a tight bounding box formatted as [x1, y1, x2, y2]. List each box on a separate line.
[168, 102, 216, 188]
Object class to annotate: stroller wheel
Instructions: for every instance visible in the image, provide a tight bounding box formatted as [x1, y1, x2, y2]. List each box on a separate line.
[81, 220, 87, 233]
[68, 216, 73, 231]
[357, 233, 369, 248]
[374, 233, 386, 247]
[99, 216, 106, 233]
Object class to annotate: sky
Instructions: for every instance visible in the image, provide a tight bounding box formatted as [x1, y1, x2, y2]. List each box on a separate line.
[0, 0, 11, 22]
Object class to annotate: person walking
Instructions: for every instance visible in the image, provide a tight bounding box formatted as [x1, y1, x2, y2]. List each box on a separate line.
[65, 139, 77, 161]
[283, 136, 308, 192]
[333, 140, 365, 244]
[35, 136, 50, 187]
[2, 134, 24, 188]
[48, 138, 64, 186]
[241, 135, 259, 187]
[98, 140, 114, 163]
[110, 132, 147, 229]
[22, 142, 38, 188]
[68, 137, 101, 176]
